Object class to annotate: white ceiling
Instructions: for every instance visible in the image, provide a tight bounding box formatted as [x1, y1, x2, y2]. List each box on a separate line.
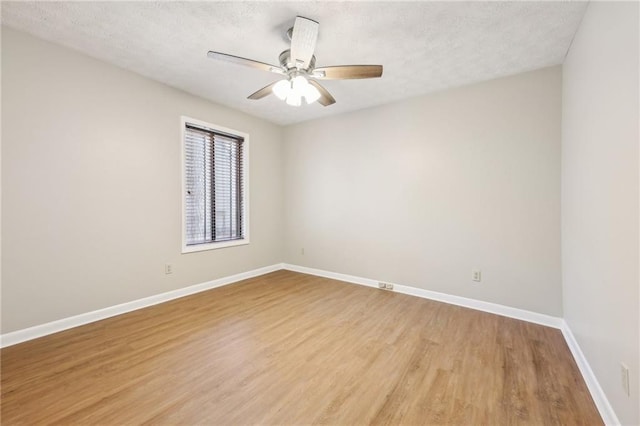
[1, 1, 588, 126]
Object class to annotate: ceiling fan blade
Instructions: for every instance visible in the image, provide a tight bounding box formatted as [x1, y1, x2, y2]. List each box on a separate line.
[247, 81, 280, 100]
[312, 65, 383, 80]
[207, 51, 284, 75]
[290, 16, 319, 69]
[308, 80, 336, 106]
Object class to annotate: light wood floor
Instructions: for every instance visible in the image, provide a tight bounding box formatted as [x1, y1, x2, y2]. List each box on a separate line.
[1, 270, 602, 425]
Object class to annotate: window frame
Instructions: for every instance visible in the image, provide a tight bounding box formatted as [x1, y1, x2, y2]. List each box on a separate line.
[181, 116, 250, 253]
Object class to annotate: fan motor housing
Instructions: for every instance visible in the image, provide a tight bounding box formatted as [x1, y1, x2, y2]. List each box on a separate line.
[279, 49, 316, 73]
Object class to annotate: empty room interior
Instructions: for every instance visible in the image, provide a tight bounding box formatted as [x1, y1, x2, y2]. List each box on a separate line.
[1, 1, 638, 425]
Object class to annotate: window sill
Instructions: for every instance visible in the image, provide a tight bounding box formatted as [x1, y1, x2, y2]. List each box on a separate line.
[181, 239, 250, 254]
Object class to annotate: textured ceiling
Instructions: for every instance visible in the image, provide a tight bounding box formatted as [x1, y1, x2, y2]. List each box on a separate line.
[1, 1, 587, 126]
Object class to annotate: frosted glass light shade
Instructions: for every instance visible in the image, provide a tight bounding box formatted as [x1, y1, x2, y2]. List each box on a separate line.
[286, 92, 302, 106]
[304, 84, 321, 104]
[273, 76, 320, 106]
[273, 79, 291, 100]
[292, 76, 308, 93]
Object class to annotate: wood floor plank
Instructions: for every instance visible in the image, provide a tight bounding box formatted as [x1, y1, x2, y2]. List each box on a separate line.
[1, 270, 602, 425]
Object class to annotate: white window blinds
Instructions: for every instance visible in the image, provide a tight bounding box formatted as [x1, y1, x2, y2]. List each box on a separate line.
[184, 123, 244, 246]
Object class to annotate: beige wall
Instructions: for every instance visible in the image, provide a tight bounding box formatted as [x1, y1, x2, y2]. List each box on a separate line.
[283, 66, 562, 316]
[1, 28, 284, 333]
[1, 29, 564, 332]
[561, 2, 639, 424]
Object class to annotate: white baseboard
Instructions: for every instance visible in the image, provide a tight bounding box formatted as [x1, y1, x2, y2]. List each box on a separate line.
[0, 263, 283, 348]
[0, 263, 561, 346]
[560, 321, 620, 426]
[283, 263, 618, 424]
[283, 263, 381, 286]
[282, 263, 563, 329]
[1, 262, 617, 425]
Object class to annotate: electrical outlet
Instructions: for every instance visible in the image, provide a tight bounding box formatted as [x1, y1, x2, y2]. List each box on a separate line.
[165, 264, 173, 275]
[378, 282, 386, 289]
[385, 283, 394, 290]
[472, 269, 481, 282]
[378, 282, 394, 290]
[621, 363, 630, 396]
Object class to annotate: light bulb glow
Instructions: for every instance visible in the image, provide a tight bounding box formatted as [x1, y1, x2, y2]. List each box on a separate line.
[303, 84, 321, 104]
[273, 79, 291, 100]
[292, 75, 309, 94]
[274, 75, 320, 107]
[286, 92, 302, 106]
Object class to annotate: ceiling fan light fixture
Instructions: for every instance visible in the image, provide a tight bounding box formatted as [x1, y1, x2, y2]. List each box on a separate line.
[303, 84, 321, 104]
[273, 79, 291, 100]
[208, 16, 382, 108]
[290, 75, 321, 105]
[286, 91, 302, 106]
[273, 75, 319, 106]
[292, 75, 308, 92]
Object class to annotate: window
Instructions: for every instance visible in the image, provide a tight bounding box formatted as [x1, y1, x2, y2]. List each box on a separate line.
[182, 117, 249, 253]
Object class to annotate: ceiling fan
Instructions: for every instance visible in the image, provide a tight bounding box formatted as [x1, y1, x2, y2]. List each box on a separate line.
[207, 16, 383, 107]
